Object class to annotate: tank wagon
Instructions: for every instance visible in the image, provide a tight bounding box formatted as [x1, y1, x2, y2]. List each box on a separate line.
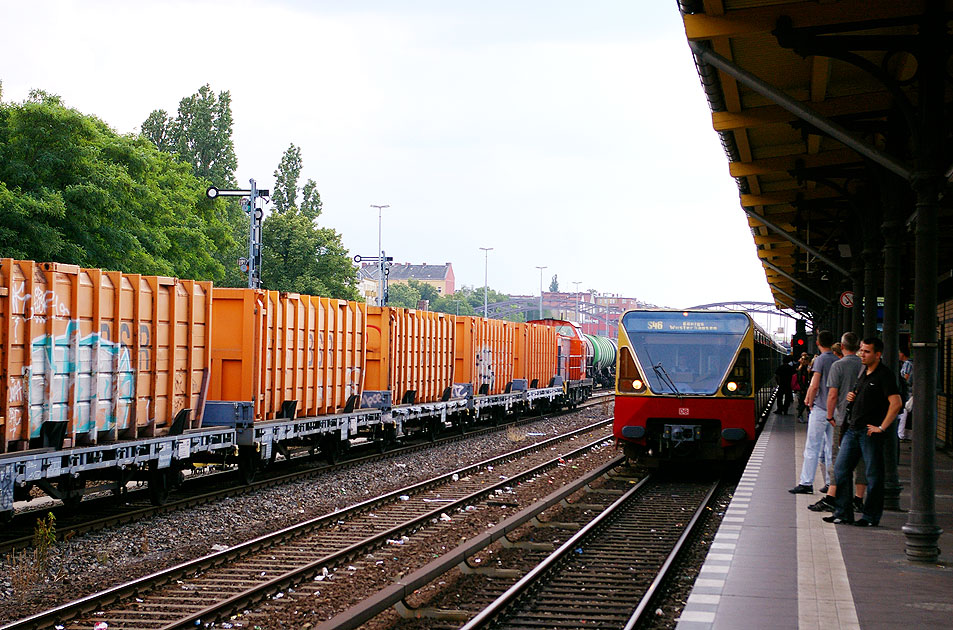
[584, 333, 617, 389]
[0, 258, 589, 517]
[613, 309, 783, 466]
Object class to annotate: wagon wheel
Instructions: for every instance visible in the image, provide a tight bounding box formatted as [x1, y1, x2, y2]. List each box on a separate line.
[237, 446, 259, 484]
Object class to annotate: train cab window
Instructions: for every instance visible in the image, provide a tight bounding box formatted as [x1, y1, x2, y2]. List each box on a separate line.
[620, 311, 749, 395]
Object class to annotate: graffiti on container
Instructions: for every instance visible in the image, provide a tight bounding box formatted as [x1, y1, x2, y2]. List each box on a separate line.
[10, 281, 72, 339]
[6, 319, 136, 439]
[476, 346, 496, 390]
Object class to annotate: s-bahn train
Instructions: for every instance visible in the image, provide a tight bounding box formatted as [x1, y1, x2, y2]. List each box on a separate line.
[0, 258, 615, 518]
[613, 309, 784, 465]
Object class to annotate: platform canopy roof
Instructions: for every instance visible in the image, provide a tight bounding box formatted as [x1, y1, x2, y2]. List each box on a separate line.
[678, 0, 953, 318]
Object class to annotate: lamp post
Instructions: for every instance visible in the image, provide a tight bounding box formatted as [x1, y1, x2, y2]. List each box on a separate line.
[535, 266, 547, 319]
[479, 247, 493, 317]
[572, 281, 582, 323]
[370, 204, 389, 306]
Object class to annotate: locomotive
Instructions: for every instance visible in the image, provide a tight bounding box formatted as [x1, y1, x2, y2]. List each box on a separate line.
[0, 258, 611, 517]
[613, 309, 783, 465]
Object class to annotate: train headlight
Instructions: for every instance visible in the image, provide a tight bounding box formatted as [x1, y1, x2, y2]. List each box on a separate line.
[726, 381, 738, 392]
[632, 379, 643, 390]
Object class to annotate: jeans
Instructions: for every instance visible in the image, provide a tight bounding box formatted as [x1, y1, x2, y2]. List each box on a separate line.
[833, 427, 885, 524]
[775, 388, 792, 412]
[798, 406, 832, 487]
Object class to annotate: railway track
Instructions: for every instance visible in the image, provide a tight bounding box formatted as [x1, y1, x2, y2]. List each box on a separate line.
[3, 418, 616, 630]
[313, 475, 718, 630]
[2, 392, 613, 554]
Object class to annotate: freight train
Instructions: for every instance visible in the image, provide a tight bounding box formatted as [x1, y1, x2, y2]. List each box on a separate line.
[0, 258, 614, 518]
[613, 309, 784, 465]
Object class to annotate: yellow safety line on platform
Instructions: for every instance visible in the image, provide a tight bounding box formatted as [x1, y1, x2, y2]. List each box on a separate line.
[794, 419, 861, 629]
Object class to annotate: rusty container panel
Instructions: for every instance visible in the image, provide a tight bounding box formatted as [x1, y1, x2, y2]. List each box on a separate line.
[209, 289, 366, 420]
[454, 316, 516, 395]
[0, 258, 211, 452]
[514, 322, 558, 387]
[365, 307, 453, 404]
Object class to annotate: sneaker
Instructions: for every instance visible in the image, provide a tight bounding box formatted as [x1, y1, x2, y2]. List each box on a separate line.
[808, 497, 836, 512]
[797, 416, 807, 424]
[853, 496, 864, 513]
[819, 485, 829, 494]
[788, 484, 813, 494]
[853, 518, 875, 527]
[823, 515, 853, 524]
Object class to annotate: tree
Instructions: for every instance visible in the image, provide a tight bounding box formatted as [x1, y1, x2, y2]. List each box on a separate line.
[407, 279, 440, 303]
[272, 143, 302, 214]
[142, 84, 245, 286]
[259, 144, 358, 299]
[387, 283, 421, 309]
[0, 91, 230, 280]
[549, 274, 559, 292]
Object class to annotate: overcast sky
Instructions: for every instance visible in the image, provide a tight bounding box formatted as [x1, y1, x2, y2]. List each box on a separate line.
[2, 0, 776, 311]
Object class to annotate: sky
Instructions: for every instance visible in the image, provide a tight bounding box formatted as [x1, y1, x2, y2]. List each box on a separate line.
[1, 0, 777, 313]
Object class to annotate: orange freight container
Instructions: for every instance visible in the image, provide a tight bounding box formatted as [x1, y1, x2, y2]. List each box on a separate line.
[0, 258, 212, 452]
[208, 289, 366, 419]
[365, 307, 454, 405]
[514, 322, 558, 387]
[454, 316, 518, 395]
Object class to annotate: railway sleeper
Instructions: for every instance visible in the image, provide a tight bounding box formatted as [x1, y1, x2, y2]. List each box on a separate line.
[394, 599, 471, 621]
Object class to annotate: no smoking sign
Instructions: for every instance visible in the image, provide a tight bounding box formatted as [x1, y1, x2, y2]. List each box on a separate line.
[840, 291, 854, 308]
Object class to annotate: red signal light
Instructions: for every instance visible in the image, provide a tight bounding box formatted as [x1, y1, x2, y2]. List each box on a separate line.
[796, 338, 805, 346]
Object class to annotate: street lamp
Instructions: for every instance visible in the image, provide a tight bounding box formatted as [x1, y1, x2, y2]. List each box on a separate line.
[480, 247, 493, 317]
[572, 281, 582, 324]
[370, 204, 389, 306]
[535, 266, 547, 319]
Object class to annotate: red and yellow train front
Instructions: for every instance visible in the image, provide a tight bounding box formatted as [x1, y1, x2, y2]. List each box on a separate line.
[613, 310, 756, 464]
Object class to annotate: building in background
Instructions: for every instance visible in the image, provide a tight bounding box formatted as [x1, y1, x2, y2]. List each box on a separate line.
[358, 262, 455, 304]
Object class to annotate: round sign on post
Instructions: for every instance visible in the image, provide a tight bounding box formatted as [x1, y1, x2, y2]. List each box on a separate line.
[839, 291, 854, 308]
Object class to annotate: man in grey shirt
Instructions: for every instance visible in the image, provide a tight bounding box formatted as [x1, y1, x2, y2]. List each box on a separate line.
[808, 332, 865, 512]
[790, 330, 838, 494]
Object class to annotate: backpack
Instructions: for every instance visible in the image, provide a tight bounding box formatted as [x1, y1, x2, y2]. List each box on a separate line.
[791, 373, 801, 392]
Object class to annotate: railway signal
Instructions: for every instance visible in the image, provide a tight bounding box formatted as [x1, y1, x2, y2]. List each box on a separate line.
[207, 179, 270, 289]
[354, 252, 394, 305]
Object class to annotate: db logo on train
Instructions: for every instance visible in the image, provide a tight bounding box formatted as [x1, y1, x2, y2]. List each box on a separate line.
[679, 408, 690, 416]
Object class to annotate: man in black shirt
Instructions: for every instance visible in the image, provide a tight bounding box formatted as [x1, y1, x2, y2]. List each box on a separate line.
[774, 356, 795, 414]
[823, 337, 902, 526]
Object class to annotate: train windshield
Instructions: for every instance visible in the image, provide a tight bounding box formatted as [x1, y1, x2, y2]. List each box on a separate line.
[621, 311, 749, 395]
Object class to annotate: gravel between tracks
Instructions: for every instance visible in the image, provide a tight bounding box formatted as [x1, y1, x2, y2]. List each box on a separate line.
[0, 407, 612, 625]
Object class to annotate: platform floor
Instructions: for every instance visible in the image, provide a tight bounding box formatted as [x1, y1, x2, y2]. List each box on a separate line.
[676, 411, 953, 629]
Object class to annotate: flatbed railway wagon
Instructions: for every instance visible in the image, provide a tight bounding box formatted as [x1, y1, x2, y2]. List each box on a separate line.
[613, 309, 783, 465]
[0, 257, 589, 517]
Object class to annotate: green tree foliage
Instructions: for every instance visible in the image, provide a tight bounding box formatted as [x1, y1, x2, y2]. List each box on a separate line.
[271, 143, 301, 214]
[260, 144, 358, 299]
[387, 282, 420, 309]
[0, 91, 230, 279]
[549, 274, 559, 292]
[142, 84, 246, 286]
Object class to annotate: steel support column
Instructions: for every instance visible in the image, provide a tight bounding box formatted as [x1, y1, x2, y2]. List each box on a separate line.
[851, 258, 865, 338]
[903, 5, 944, 562]
[882, 198, 904, 511]
[863, 242, 879, 337]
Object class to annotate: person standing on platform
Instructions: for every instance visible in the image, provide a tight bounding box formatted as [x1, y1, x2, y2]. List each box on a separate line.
[774, 356, 796, 414]
[832, 342, 844, 359]
[808, 332, 866, 513]
[789, 331, 838, 495]
[794, 354, 811, 422]
[823, 337, 902, 527]
[897, 349, 913, 441]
